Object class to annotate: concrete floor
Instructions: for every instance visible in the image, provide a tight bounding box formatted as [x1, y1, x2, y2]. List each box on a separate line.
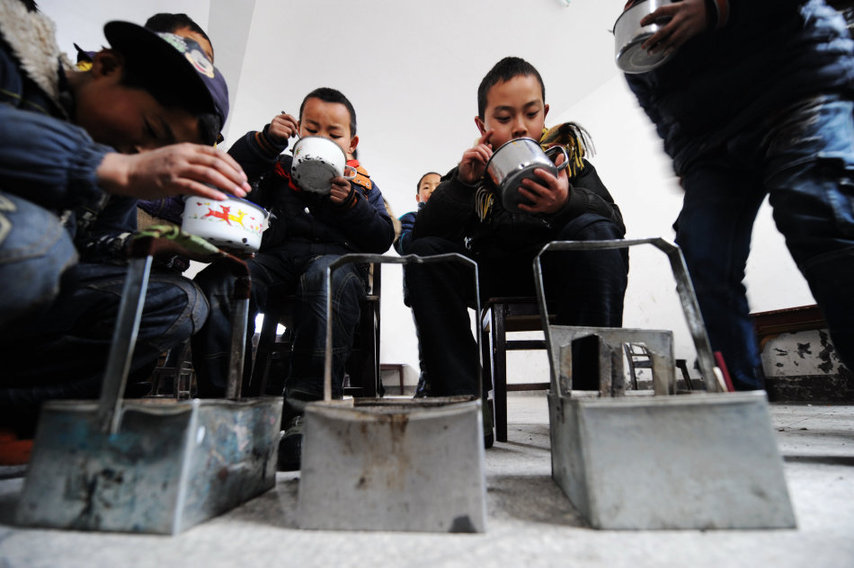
[0, 394, 852, 568]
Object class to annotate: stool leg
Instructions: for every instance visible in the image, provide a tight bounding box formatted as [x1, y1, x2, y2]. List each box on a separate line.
[248, 311, 279, 396]
[493, 304, 508, 443]
[480, 313, 495, 444]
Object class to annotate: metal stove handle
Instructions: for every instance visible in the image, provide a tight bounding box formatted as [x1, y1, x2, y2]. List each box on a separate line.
[532, 237, 724, 395]
[324, 253, 480, 402]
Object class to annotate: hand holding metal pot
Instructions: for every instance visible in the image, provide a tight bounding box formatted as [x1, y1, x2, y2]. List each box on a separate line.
[614, 0, 708, 73]
[486, 137, 571, 215]
[639, 0, 708, 55]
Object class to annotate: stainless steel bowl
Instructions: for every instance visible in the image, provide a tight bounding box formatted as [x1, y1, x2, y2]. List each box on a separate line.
[485, 138, 568, 213]
[614, 0, 676, 74]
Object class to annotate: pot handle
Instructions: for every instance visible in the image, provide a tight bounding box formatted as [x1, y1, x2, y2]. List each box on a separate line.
[544, 144, 570, 172]
[343, 164, 358, 181]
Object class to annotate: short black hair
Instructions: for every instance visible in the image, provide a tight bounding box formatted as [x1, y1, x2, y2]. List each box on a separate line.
[144, 13, 212, 57]
[477, 57, 546, 119]
[417, 171, 441, 193]
[299, 87, 357, 136]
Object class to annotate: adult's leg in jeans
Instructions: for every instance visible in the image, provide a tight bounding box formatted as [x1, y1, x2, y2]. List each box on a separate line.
[0, 192, 77, 330]
[0, 262, 208, 434]
[763, 96, 854, 372]
[551, 213, 629, 327]
[404, 237, 480, 397]
[284, 254, 367, 410]
[677, 163, 766, 390]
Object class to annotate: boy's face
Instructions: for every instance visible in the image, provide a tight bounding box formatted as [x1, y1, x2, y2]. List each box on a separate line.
[73, 51, 202, 153]
[475, 74, 549, 149]
[299, 97, 359, 157]
[417, 173, 441, 203]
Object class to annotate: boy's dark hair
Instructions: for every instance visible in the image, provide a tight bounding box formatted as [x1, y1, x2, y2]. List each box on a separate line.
[299, 87, 357, 136]
[477, 57, 546, 119]
[417, 172, 441, 193]
[145, 13, 213, 58]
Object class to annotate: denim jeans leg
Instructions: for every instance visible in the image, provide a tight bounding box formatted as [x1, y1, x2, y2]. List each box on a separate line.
[763, 97, 854, 372]
[285, 255, 366, 402]
[0, 262, 208, 432]
[0, 191, 77, 330]
[678, 163, 767, 390]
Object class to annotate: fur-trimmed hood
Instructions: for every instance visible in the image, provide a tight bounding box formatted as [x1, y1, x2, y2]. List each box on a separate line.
[0, 0, 71, 106]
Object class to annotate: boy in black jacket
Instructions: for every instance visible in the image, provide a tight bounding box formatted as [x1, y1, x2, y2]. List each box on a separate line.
[192, 88, 395, 470]
[406, 56, 629, 401]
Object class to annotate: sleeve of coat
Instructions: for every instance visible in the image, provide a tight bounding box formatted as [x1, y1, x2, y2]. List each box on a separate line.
[412, 169, 475, 244]
[0, 104, 110, 212]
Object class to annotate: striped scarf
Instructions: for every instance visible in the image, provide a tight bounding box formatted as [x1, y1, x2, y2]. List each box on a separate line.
[475, 122, 594, 220]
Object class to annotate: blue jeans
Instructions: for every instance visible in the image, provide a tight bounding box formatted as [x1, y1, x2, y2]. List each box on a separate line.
[0, 261, 208, 434]
[192, 251, 367, 404]
[0, 191, 77, 329]
[676, 95, 854, 390]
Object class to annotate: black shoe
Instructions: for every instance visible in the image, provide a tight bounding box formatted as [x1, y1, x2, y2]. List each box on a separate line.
[413, 375, 430, 398]
[277, 415, 304, 472]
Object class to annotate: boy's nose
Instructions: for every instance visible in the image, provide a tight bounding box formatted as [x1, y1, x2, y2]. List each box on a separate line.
[512, 118, 528, 138]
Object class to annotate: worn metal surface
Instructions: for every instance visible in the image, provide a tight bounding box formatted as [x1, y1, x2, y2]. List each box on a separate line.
[97, 255, 152, 434]
[533, 238, 723, 393]
[16, 397, 282, 534]
[535, 239, 795, 530]
[298, 398, 487, 533]
[322, 253, 481, 401]
[297, 253, 487, 533]
[557, 328, 675, 396]
[548, 390, 797, 529]
[15, 237, 281, 534]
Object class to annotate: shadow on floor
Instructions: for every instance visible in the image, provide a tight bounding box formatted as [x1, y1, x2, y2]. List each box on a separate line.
[487, 473, 585, 527]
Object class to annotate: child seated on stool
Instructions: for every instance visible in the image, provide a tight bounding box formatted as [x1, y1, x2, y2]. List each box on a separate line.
[191, 87, 395, 471]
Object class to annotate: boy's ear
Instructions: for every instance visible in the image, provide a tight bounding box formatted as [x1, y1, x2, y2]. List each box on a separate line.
[475, 116, 486, 136]
[89, 50, 124, 78]
[543, 103, 550, 120]
[348, 135, 359, 155]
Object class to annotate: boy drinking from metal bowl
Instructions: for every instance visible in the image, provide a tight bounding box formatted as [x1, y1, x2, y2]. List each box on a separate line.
[405, 57, 629, 413]
[191, 87, 395, 471]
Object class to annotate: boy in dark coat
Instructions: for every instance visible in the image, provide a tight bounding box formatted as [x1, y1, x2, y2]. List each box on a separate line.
[192, 88, 395, 470]
[406, 56, 629, 400]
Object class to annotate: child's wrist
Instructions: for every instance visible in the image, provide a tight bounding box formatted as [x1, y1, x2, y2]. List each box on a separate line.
[256, 125, 288, 157]
[332, 186, 358, 209]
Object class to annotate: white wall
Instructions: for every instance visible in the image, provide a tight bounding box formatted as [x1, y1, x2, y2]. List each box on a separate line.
[34, 0, 817, 384]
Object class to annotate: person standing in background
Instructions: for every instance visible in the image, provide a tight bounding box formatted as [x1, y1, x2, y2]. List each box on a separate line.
[623, 0, 854, 390]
